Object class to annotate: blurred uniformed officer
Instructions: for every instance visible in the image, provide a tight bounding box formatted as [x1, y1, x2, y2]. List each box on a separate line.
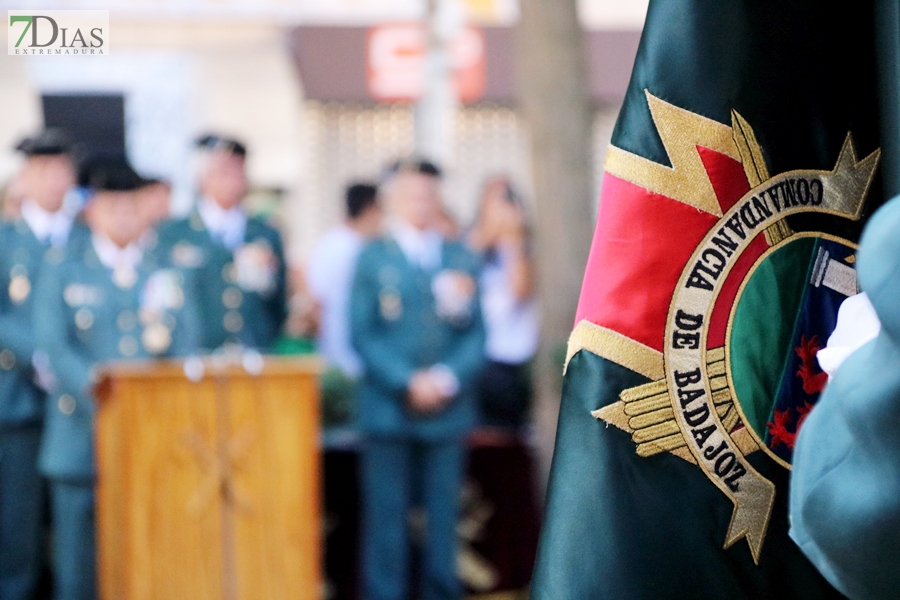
[33, 159, 199, 600]
[156, 135, 288, 352]
[350, 159, 485, 600]
[0, 130, 86, 600]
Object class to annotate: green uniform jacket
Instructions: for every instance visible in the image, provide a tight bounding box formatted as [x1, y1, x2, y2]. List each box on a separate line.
[0, 220, 89, 427]
[155, 210, 288, 352]
[350, 237, 485, 440]
[33, 240, 200, 479]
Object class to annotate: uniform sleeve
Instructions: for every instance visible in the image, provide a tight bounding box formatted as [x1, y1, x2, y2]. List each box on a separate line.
[32, 262, 95, 397]
[349, 247, 416, 395]
[0, 240, 36, 363]
[790, 335, 900, 600]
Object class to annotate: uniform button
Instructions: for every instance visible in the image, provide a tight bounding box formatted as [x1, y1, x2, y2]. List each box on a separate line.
[222, 287, 243, 309]
[0, 349, 15, 370]
[223, 311, 244, 333]
[75, 308, 94, 330]
[119, 336, 138, 357]
[117, 310, 137, 331]
[222, 263, 237, 283]
[58, 394, 76, 415]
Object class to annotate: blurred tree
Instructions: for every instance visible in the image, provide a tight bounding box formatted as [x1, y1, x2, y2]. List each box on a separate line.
[515, 0, 594, 481]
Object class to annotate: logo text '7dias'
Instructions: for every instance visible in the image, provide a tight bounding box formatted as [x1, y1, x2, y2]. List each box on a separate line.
[8, 11, 109, 56]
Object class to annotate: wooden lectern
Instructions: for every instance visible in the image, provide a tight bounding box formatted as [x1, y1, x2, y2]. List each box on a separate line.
[95, 356, 321, 600]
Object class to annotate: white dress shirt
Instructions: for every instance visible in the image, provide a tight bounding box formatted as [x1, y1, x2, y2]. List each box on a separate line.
[307, 224, 366, 377]
[21, 199, 73, 247]
[390, 219, 442, 272]
[198, 197, 247, 250]
[480, 246, 540, 364]
[92, 233, 143, 275]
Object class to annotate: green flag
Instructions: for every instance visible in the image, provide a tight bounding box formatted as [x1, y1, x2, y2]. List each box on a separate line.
[532, 1, 889, 598]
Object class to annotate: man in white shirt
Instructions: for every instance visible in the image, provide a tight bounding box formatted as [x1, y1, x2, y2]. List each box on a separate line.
[308, 183, 382, 379]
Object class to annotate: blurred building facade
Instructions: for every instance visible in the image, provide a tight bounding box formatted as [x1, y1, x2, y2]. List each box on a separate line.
[0, 0, 646, 261]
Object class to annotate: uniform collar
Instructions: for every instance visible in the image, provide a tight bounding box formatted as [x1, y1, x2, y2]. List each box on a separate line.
[389, 218, 443, 272]
[198, 196, 247, 250]
[91, 232, 143, 272]
[20, 199, 73, 247]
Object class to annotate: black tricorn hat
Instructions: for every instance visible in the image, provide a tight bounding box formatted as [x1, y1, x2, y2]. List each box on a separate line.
[83, 158, 145, 193]
[195, 134, 247, 157]
[15, 128, 73, 156]
[383, 157, 443, 180]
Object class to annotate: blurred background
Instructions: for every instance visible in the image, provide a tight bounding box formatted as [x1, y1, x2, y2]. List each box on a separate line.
[1, 0, 645, 254]
[0, 1, 648, 598]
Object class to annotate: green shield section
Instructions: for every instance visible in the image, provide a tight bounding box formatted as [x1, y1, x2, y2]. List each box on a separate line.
[729, 237, 816, 441]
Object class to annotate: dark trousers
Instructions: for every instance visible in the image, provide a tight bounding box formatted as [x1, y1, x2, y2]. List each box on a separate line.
[360, 437, 465, 600]
[50, 480, 96, 600]
[0, 425, 44, 600]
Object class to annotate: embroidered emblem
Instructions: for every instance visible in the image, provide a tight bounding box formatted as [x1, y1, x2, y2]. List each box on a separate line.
[233, 240, 278, 295]
[432, 269, 476, 325]
[141, 269, 185, 312]
[578, 91, 880, 563]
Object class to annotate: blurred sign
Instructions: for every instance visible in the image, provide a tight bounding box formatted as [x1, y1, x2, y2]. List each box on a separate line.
[366, 23, 486, 104]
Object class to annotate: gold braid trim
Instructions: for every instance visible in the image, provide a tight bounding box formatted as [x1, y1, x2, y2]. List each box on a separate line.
[565, 320, 665, 381]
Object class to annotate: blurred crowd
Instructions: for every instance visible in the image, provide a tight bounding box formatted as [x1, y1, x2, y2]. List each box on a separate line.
[0, 128, 539, 600]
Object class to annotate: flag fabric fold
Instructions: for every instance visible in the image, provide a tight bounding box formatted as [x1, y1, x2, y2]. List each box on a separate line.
[532, 1, 889, 598]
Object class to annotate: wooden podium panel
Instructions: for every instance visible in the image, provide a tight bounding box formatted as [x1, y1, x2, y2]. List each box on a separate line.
[96, 357, 321, 600]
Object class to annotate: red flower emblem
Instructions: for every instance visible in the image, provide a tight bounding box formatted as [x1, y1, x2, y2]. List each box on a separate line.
[796, 335, 828, 395]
